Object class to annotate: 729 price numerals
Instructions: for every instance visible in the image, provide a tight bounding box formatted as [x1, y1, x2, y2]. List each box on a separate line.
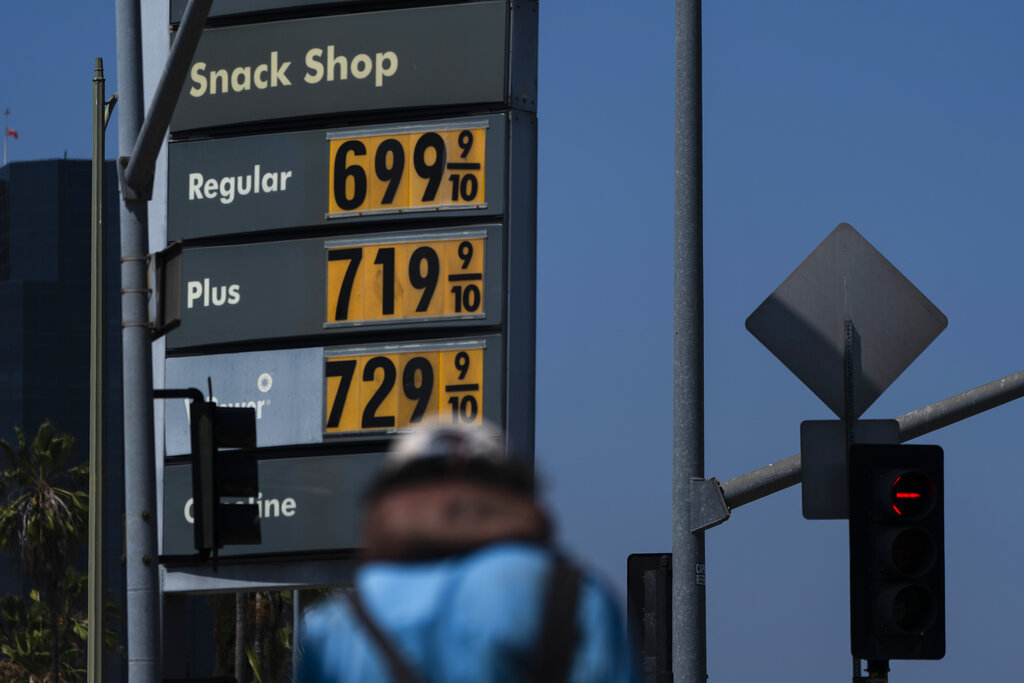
[324, 345, 484, 435]
[327, 125, 487, 216]
[325, 233, 486, 324]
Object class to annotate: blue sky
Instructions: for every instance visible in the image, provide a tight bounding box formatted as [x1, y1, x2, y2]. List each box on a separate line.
[4, 2, 1024, 681]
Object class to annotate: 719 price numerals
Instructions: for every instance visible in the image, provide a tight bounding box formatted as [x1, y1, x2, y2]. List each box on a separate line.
[324, 345, 484, 435]
[326, 234, 485, 324]
[328, 126, 487, 216]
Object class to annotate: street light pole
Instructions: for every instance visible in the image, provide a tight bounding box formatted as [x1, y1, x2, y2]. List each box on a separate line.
[673, 1, 705, 681]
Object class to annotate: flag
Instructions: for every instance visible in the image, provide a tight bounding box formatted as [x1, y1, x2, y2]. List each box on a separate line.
[5, 129, 16, 139]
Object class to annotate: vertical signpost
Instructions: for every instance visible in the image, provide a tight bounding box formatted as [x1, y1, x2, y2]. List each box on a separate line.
[158, 0, 537, 583]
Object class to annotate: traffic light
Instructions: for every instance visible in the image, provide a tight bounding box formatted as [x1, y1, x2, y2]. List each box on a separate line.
[189, 400, 261, 557]
[626, 554, 672, 682]
[848, 443, 944, 661]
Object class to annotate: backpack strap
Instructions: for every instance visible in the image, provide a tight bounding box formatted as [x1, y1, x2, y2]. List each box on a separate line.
[344, 589, 423, 683]
[528, 556, 583, 683]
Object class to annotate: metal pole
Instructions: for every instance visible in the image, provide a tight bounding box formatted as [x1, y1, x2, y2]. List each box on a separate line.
[122, 0, 213, 198]
[673, 1, 705, 681]
[292, 590, 301, 682]
[842, 322, 864, 681]
[115, 0, 161, 679]
[88, 56, 106, 683]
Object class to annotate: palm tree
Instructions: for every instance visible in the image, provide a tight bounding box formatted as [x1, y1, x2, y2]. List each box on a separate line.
[0, 421, 89, 682]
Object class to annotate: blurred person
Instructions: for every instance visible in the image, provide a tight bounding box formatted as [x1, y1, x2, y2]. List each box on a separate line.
[298, 420, 635, 683]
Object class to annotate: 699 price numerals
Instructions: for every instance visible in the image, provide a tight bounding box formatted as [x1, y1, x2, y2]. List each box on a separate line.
[323, 345, 485, 435]
[327, 125, 487, 217]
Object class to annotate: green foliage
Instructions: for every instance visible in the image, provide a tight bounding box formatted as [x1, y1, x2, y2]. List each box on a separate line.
[211, 590, 299, 682]
[0, 567, 120, 682]
[0, 422, 118, 681]
[0, 567, 118, 682]
[0, 421, 88, 598]
[245, 647, 265, 683]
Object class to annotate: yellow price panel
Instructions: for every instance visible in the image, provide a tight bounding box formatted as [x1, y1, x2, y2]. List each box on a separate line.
[327, 124, 487, 217]
[325, 231, 488, 326]
[324, 343, 486, 436]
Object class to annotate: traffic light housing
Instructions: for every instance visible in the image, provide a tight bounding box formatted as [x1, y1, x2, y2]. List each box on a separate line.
[848, 443, 944, 660]
[626, 554, 672, 682]
[189, 400, 261, 557]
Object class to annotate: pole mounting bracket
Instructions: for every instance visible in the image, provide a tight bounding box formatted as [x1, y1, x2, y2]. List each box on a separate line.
[691, 477, 730, 532]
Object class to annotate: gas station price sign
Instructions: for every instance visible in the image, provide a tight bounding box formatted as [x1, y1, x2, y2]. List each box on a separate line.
[326, 230, 487, 326]
[327, 123, 487, 218]
[323, 339, 494, 436]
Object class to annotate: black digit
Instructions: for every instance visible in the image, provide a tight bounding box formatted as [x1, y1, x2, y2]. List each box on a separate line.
[450, 284, 481, 313]
[374, 138, 405, 205]
[413, 132, 445, 202]
[449, 174, 460, 202]
[457, 130, 473, 158]
[454, 351, 470, 380]
[402, 357, 434, 424]
[408, 246, 439, 312]
[374, 248, 395, 316]
[460, 395, 478, 422]
[325, 359, 356, 428]
[333, 140, 367, 211]
[447, 395, 478, 423]
[460, 174, 478, 201]
[362, 356, 396, 429]
[330, 248, 362, 321]
[457, 241, 473, 269]
[462, 284, 481, 312]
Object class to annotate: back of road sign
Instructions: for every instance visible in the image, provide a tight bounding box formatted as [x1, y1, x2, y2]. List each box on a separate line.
[746, 223, 947, 419]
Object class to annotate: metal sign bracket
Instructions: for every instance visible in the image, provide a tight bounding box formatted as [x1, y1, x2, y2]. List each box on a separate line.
[690, 477, 730, 532]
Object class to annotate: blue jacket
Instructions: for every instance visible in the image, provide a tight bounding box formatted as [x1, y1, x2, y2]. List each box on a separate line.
[299, 543, 635, 683]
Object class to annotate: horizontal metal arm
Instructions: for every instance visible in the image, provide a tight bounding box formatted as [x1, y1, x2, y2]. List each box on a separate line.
[719, 453, 802, 510]
[718, 368, 1024, 512]
[153, 388, 204, 403]
[895, 369, 1024, 441]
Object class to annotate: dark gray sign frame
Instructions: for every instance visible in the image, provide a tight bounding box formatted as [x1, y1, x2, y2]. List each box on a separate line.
[162, 452, 384, 556]
[168, 114, 508, 240]
[165, 224, 503, 351]
[162, 334, 505, 454]
[171, 0, 361, 23]
[170, 1, 537, 132]
[156, 0, 536, 590]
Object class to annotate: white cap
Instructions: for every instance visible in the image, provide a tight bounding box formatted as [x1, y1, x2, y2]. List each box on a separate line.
[387, 419, 507, 469]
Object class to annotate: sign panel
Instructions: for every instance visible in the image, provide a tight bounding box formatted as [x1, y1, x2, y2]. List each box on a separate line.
[168, 115, 506, 240]
[800, 419, 900, 520]
[162, 453, 384, 556]
[326, 231, 486, 326]
[170, 2, 509, 132]
[164, 348, 323, 456]
[165, 225, 502, 351]
[323, 337, 501, 437]
[156, 0, 536, 586]
[328, 122, 486, 217]
[746, 223, 947, 418]
[163, 336, 503, 452]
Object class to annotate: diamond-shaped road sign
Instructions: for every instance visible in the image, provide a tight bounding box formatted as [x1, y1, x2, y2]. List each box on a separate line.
[746, 223, 947, 420]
